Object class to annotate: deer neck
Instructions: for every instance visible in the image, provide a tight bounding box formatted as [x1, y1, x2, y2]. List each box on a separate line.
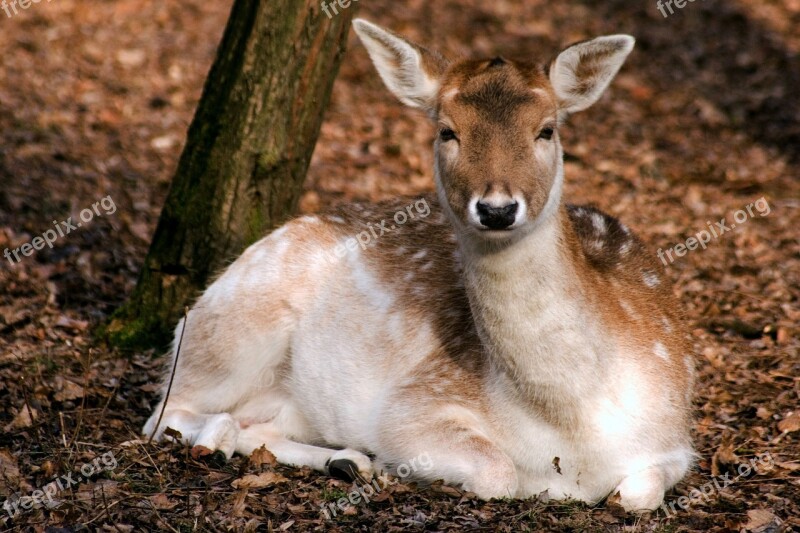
[453, 174, 606, 406]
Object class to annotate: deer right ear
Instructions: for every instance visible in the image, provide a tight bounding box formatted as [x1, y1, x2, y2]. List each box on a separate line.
[353, 19, 447, 116]
[548, 35, 635, 119]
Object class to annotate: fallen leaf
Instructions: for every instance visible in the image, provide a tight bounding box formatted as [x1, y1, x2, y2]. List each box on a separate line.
[774, 461, 800, 472]
[55, 315, 89, 332]
[231, 471, 288, 489]
[744, 509, 778, 532]
[249, 445, 277, 468]
[53, 376, 85, 401]
[3, 405, 37, 431]
[101, 524, 133, 533]
[0, 450, 20, 496]
[149, 493, 178, 510]
[552, 456, 562, 475]
[712, 434, 739, 476]
[119, 439, 146, 448]
[190, 445, 213, 460]
[430, 483, 462, 497]
[163, 427, 183, 441]
[116, 49, 146, 68]
[777, 412, 800, 433]
[76, 480, 120, 502]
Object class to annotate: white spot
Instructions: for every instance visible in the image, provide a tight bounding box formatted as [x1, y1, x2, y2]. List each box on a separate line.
[350, 251, 394, 312]
[404, 271, 414, 282]
[662, 317, 673, 333]
[684, 355, 695, 376]
[643, 270, 660, 288]
[396, 246, 408, 256]
[412, 249, 428, 260]
[654, 342, 670, 361]
[619, 240, 632, 256]
[591, 212, 607, 234]
[590, 239, 604, 252]
[421, 261, 434, 271]
[328, 215, 346, 224]
[620, 300, 640, 320]
[443, 87, 460, 100]
[300, 215, 320, 224]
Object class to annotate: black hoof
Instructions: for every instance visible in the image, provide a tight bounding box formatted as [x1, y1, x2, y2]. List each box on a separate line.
[208, 450, 228, 468]
[327, 459, 360, 482]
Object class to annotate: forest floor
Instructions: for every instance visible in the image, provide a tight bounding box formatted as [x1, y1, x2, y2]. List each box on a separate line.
[1, 0, 799, 531]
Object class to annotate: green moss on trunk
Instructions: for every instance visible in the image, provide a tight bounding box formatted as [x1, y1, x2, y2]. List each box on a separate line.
[106, 0, 357, 350]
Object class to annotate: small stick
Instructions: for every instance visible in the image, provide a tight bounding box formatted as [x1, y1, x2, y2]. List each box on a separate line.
[68, 348, 93, 449]
[59, 411, 68, 448]
[12, 352, 43, 452]
[97, 358, 130, 428]
[148, 307, 189, 443]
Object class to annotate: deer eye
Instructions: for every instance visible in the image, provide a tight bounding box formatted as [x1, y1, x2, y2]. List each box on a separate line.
[439, 128, 458, 142]
[537, 126, 555, 141]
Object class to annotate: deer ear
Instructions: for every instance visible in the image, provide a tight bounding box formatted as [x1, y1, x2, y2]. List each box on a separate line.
[353, 19, 448, 116]
[548, 35, 635, 118]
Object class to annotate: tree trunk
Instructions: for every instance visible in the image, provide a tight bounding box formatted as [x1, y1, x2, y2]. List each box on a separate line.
[107, 0, 357, 349]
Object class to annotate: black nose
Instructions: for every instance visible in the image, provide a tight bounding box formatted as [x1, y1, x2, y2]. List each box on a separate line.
[476, 201, 518, 230]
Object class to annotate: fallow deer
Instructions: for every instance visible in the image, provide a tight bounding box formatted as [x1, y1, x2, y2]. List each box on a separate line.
[144, 19, 695, 512]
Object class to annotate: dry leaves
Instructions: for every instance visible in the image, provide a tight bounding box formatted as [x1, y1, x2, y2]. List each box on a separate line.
[231, 471, 288, 490]
[0, 0, 799, 531]
[248, 445, 277, 468]
[53, 375, 85, 402]
[149, 493, 179, 510]
[744, 509, 781, 532]
[711, 434, 740, 477]
[777, 411, 800, 434]
[4, 404, 37, 431]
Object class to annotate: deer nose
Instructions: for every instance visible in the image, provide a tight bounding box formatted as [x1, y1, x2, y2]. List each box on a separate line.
[476, 200, 519, 230]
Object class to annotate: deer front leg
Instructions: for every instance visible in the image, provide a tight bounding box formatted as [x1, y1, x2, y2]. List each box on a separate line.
[236, 422, 374, 482]
[378, 406, 518, 499]
[613, 451, 693, 511]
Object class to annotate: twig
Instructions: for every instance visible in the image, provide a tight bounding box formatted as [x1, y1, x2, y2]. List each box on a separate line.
[59, 412, 68, 448]
[97, 358, 130, 429]
[12, 351, 43, 452]
[148, 307, 189, 444]
[68, 348, 93, 449]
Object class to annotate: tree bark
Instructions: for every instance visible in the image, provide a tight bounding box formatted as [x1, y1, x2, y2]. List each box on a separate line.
[107, 0, 357, 349]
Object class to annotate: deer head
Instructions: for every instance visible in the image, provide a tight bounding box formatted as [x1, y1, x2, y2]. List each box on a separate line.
[352, 20, 634, 241]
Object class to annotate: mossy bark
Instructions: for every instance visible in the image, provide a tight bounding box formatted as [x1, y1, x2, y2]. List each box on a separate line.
[106, 0, 356, 350]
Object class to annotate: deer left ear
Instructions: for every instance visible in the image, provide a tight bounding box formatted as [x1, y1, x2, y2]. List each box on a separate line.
[548, 35, 635, 119]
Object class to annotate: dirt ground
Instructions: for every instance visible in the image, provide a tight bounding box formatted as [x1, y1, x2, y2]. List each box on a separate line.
[1, 0, 798, 531]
